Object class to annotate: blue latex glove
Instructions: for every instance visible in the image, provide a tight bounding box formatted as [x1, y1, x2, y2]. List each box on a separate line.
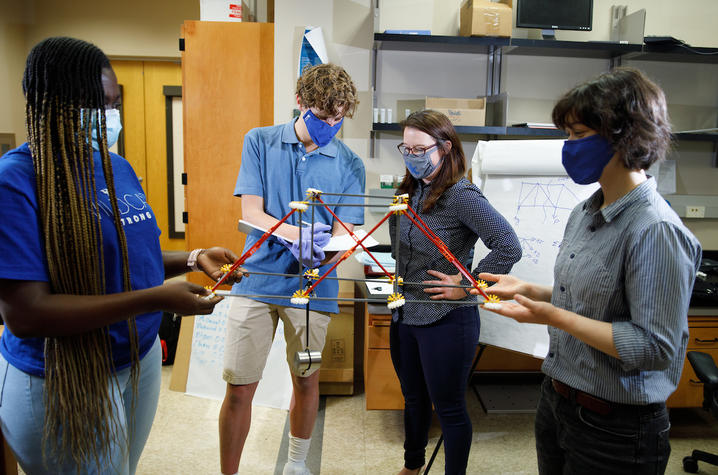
[279, 222, 332, 268]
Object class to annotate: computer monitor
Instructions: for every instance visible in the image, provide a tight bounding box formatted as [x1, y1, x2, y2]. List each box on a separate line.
[516, 0, 593, 39]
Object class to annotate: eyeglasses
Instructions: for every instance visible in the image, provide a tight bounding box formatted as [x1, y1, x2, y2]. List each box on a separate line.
[397, 143, 439, 158]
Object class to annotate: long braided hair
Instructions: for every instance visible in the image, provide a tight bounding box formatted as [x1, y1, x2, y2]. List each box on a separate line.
[23, 37, 140, 469]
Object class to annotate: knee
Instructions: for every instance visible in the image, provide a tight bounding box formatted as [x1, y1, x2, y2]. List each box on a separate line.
[433, 399, 467, 421]
[224, 384, 255, 408]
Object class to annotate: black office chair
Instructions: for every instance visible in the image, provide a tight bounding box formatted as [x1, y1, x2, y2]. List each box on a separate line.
[682, 351, 718, 473]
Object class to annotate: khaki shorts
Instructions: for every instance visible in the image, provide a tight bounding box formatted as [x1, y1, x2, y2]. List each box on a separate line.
[222, 297, 331, 385]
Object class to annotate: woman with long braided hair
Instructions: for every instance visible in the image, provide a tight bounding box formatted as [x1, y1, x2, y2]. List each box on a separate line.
[0, 37, 245, 474]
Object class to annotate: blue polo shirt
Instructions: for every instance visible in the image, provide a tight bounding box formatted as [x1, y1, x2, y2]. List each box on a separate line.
[232, 119, 366, 313]
[0, 143, 164, 377]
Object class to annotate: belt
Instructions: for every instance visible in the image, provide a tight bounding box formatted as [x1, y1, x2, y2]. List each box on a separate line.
[551, 378, 614, 416]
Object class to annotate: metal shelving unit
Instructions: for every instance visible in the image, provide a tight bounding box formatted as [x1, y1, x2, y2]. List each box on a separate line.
[370, 33, 718, 160]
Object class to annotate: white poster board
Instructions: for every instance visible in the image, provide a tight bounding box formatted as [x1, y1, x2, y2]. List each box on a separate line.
[186, 299, 293, 410]
[471, 140, 599, 358]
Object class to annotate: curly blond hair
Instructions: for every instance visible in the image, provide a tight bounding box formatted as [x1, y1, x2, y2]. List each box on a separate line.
[296, 63, 358, 118]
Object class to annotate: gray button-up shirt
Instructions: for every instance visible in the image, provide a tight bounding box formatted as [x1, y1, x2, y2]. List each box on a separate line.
[390, 177, 522, 325]
[543, 178, 701, 404]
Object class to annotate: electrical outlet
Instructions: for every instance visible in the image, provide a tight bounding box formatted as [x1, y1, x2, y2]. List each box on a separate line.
[686, 205, 705, 218]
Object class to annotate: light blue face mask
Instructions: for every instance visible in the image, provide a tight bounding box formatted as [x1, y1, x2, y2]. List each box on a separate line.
[401, 144, 442, 180]
[83, 109, 123, 151]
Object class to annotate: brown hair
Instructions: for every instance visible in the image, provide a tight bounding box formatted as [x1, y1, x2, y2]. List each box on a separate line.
[552, 67, 672, 170]
[23, 37, 137, 470]
[397, 109, 466, 212]
[296, 63, 358, 118]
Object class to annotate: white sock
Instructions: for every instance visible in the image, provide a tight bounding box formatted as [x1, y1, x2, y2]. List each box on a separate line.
[287, 434, 312, 464]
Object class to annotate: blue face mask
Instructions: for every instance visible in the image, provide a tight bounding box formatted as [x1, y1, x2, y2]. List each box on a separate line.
[303, 109, 342, 147]
[561, 134, 615, 185]
[82, 109, 123, 151]
[402, 145, 442, 180]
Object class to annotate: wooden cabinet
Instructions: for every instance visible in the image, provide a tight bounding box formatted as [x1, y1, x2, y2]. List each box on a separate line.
[667, 311, 718, 408]
[362, 292, 404, 410]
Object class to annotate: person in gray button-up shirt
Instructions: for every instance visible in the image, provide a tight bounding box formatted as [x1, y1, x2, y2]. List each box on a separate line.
[477, 68, 701, 474]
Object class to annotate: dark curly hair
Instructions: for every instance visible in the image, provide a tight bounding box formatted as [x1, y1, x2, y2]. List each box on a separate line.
[296, 63, 358, 118]
[397, 109, 466, 212]
[552, 67, 673, 170]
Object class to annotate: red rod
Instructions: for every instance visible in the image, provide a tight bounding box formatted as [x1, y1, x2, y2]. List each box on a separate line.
[211, 209, 297, 291]
[401, 209, 491, 301]
[304, 211, 394, 295]
[315, 196, 395, 278]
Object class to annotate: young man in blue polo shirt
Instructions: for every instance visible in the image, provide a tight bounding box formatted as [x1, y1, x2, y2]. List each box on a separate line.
[219, 63, 365, 475]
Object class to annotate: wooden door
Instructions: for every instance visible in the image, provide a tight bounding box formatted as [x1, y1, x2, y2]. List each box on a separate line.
[170, 21, 274, 391]
[112, 60, 185, 252]
[143, 62, 184, 251]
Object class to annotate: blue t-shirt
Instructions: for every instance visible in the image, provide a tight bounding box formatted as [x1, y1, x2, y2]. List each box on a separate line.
[232, 119, 366, 313]
[0, 143, 164, 377]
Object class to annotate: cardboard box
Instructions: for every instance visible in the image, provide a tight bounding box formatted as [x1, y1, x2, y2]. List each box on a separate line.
[426, 96, 487, 126]
[396, 99, 428, 121]
[459, 0, 512, 37]
[200, 0, 250, 22]
[397, 97, 487, 126]
[319, 303, 355, 395]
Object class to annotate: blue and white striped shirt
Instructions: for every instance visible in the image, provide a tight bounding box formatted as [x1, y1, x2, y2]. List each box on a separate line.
[543, 178, 701, 404]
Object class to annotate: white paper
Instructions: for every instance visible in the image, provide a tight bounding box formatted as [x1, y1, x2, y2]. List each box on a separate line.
[186, 299, 292, 410]
[297, 26, 329, 78]
[472, 139, 567, 177]
[322, 230, 379, 251]
[199, 0, 246, 22]
[366, 282, 394, 295]
[305, 27, 328, 64]
[354, 251, 395, 266]
[478, 308, 549, 359]
[238, 219, 293, 241]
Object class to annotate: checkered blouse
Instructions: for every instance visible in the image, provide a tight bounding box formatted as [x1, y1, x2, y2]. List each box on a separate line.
[389, 177, 522, 325]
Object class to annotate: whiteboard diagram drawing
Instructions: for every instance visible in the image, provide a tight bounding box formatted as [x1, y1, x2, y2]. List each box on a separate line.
[473, 175, 599, 358]
[515, 178, 583, 226]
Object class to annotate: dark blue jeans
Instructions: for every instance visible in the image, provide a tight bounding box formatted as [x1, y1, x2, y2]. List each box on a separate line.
[390, 305, 480, 475]
[535, 376, 671, 475]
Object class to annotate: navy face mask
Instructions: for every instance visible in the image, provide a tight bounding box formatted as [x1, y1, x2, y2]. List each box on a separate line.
[303, 109, 343, 147]
[561, 134, 615, 185]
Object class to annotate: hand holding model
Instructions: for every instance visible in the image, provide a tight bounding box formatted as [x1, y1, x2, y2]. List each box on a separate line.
[280, 222, 332, 268]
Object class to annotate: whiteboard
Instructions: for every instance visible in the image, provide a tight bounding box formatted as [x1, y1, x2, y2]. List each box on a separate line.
[471, 141, 599, 358]
[186, 298, 293, 410]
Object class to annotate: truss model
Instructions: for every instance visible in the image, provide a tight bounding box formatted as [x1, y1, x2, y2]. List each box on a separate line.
[206, 188, 501, 310]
